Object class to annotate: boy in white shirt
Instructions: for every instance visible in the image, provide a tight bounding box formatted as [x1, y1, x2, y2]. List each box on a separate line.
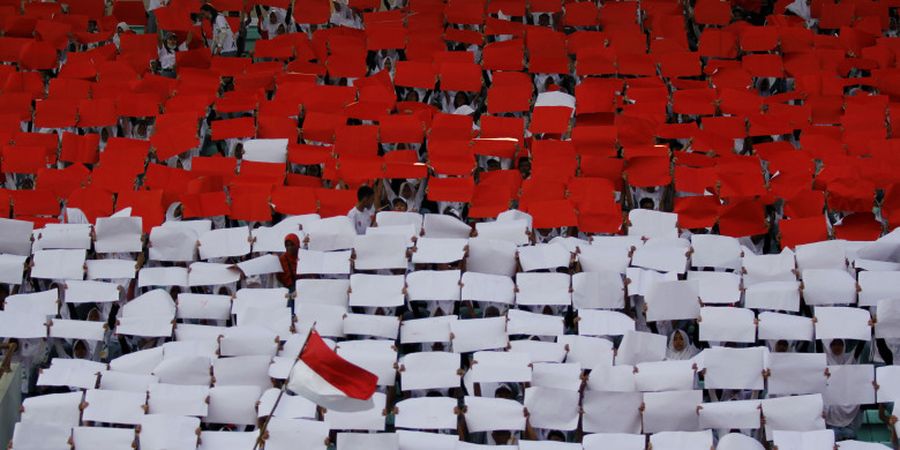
[348, 185, 376, 235]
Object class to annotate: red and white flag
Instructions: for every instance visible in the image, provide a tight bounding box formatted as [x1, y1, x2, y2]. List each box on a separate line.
[286, 330, 378, 412]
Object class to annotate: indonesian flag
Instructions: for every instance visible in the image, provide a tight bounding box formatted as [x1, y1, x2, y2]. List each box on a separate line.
[286, 330, 378, 412]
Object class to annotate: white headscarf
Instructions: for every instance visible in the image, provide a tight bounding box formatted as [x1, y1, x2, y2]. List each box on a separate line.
[716, 433, 765, 450]
[665, 329, 699, 361]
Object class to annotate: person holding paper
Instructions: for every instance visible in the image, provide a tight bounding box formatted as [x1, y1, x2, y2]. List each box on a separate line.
[348, 186, 377, 235]
[824, 339, 864, 440]
[276, 234, 300, 289]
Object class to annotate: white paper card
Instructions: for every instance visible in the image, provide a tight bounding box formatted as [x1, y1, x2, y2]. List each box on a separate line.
[461, 272, 515, 304]
[507, 308, 564, 337]
[407, 270, 461, 302]
[698, 399, 761, 430]
[761, 394, 827, 440]
[645, 280, 700, 321]
[858, 271, 900, 307]
[703, 346, 766, 390]
[690, 234, 741, 270]
[349, 274, 405, 307]
[699, 307, 756, 343]
[0, 253, 27, 284]
[523, 386, 579, 430]
[399, 351, 460, 391]
[758, 312, 814, 341]
[411, 238, 467, 264]
[31, 249, 85, 280]
[745, 281, 801, 312]
[466, 238, 518, 277]
[463, 396, 525, 432]
[450, 317, 508, 353]
[353, 235, 409, 270]
[572, 271, 625, 310]
[394, 397, 458, 430]
[688, 271, 741, 305]
[642, 390, 702, 433]
[298, 249, 352, 274]
[515, 272, 571, 306]
[825, 364, 876, 406]
[470, 351, 532, 383]
[815, 306, 872, 341]
[802, 269, 857, 305]
[767, 352, 827, 395]
[86, 258, 136, 280]
[95, 217, 143, 253]
[582, 390, 643, 433]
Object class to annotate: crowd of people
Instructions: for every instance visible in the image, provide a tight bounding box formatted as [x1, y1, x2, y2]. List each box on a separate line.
[3, 0, 900, 447]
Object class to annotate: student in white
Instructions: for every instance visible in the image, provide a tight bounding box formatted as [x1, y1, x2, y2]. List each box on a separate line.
[348, 185, 376, 235]
[201, 4, 237, 56]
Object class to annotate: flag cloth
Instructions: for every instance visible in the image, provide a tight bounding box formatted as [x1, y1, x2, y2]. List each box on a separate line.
[286, 330, 378, 412]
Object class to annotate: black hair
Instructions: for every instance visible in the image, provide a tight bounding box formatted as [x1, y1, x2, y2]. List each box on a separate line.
[201, 4, 218, 20]
[357, 185, 375, 201]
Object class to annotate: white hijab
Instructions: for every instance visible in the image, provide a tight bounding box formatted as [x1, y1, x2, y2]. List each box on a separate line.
[666, 329, 699, 361]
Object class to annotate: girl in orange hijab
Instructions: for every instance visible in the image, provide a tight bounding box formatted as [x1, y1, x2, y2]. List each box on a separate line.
[277, 234, 300, 289]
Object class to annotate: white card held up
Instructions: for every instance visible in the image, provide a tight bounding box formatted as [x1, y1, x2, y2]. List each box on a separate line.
[616, 330, 667, 366]
[858, 271, 900, 307]
[297, 249, 352, 275]
[232, 287, 289, 318]
[761, 394, 827, 440]
[582, 433, 645, 450]
[631, 239, 689, 274]
[148, 225, 199, 262]
[197, 431, 258, 450]
[353, 234, 410, 270]
[21, 391, 83, 426]
[690, 234, 741, 270]
[766, 353, 827, 396]
[875, 365, 900, 402]
[795, 240, 847, 271]
[205, 385, 263, 426]
[699, 307, 756, 343]
[642, 390, 703, 433]
[305, 216, 357, 251]
[251, 225, 302, 253]
[717, 434, 766, 450]
[324, 392, 387, 431]
[138, 266, 188, 288]
[625, 267, 679, 297]
[801, 269, 857, 305]
[466, 238, 518, 277]
[72, 426, 136, 450]
[296, 279, 350, 307]
[152, 355, 211, 385]
[518, 441, 582, 450]
[0, 253, 26, 284]
[213, 355, 273, 390]
[349, 274, 405, 308]
[0, 217, 33, 255]
[397, 430, 458, 450]
[400, 315, 455, 344]
[509, 339, 567, 364]
[703, 346, 766, 390]
[585, 364, 637, 392]
[628, 209, 678, 239]
[36, 360, 101, 389]
[531, 362, 582, 392]
[742, 249, 797, 286]
[243, 138, 288, 162]
[758, 312, 814, 341]
[476, 220, 530, 246]
[147, 383, 210, 417]
[875, 298, 900, 339]
[0, 311, 47, 338]
[515, 272, 571, 306]
[571, 271, 625, 310]
[85, 258, 136, 280]
[366, 224, 417, 245]
[772, 429, 835, 450]
[578, 310, 634, 337]
[825, 364, 876, 406]
[815, 306, 872, 341]
[64, 280, 119, 303]
[581, 390, 643, 434]
[95, 216, 143, 253]
[139, 414, 200, 450]
[265, 418, 329, 450]
[422, 213, 472, 239]
[634, 360, 695, 392]
[450, 317, 508, 353]
[524, 386, 579, 430]
[82, 389, 146, 425]
[411, 238, 467, 264]
[460, 272, 515, 304]
[49, 318, 105, 341]
[406, 270, 461, 302]
[11, 422, 71, 450]
[645, 280, 700, 322]
[649, 430, 714, 450]
[235, 254, 283, 277]
[5, 289, 58, 316]
[33, 224, 92, 251]
[376, 211, 423, 234]
[336, 431, 398, 450]
[687, 271, 741, 305]
[394, 397, 458, 430]
[578, 242, 632, 274]
[517, 243, 571, 272]
[109, 346, 164, 374]
[507, 308, 564, 337]
[343, 313, 400, 339]
[745, 281, 801, 312]
[31, 249, 85, 280]
[188, 262, 241, 286]
[557, 335, 614, 368]
[399, 351, 461, 391]
[698, 399, 761, 430]
[463, 396, 526, 432]
[199, 226, 251, 259]
[470, 351, 532, 383]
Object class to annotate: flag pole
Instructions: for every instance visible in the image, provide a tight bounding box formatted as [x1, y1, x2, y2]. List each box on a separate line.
[253, 322, 316, 450]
